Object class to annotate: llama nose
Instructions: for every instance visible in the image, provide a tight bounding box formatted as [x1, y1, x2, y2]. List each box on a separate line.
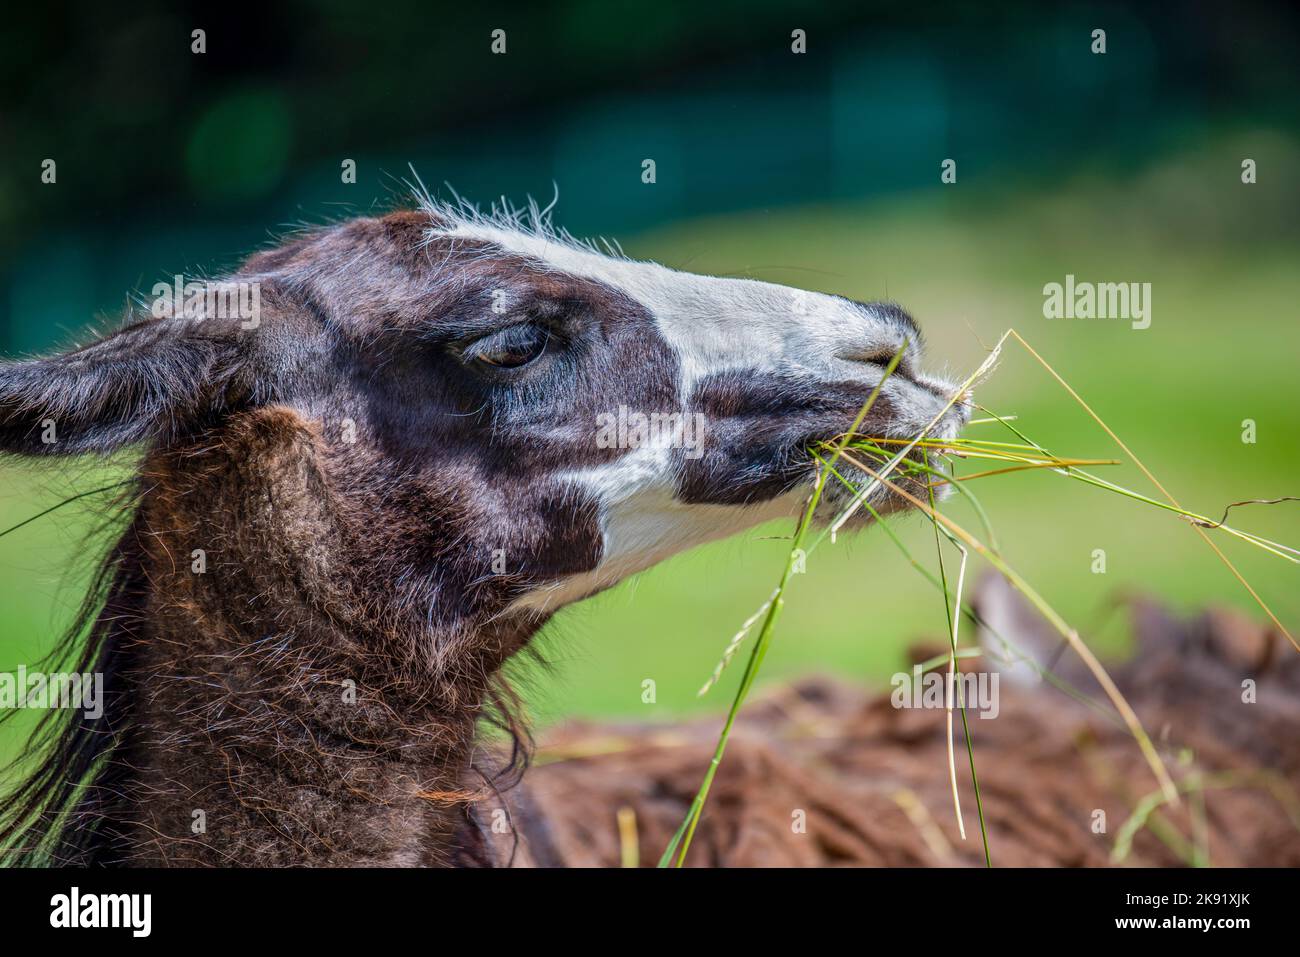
[836, 298, 922, 357]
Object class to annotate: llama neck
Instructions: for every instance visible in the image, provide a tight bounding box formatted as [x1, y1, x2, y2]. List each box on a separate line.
[94, 472, 536, 867]
[110, 587, 505, 867]
[77, 416, 542, 866]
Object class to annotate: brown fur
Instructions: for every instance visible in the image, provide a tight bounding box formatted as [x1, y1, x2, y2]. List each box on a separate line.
[106, 408, 518, 864]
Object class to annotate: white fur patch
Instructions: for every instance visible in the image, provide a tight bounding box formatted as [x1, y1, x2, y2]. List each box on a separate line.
[427, 215, 907, 393]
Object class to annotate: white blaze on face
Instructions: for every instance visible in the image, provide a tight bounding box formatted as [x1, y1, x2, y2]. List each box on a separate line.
[435, 219, 913, 392]
[430, 214, 947, 613]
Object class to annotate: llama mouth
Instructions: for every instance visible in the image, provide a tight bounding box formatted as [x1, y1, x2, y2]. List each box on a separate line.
[830, 448, 947, 504]
[805, 404, 968, 523]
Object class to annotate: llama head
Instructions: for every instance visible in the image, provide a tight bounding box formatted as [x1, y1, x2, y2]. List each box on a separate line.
[0, 201, 967, 639]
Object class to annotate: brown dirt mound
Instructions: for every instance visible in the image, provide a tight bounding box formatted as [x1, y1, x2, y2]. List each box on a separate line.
[486, 581, 1300, 867]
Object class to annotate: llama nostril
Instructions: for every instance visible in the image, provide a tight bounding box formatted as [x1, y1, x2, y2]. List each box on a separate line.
[839, 346, 917, 383]
[838, 346, 898, 367]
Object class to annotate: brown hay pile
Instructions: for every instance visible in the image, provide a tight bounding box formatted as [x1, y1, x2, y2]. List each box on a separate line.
[490, 580, 1300, 867]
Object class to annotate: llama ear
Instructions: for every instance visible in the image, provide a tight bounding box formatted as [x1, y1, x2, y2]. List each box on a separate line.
[0, 316, 246, 456]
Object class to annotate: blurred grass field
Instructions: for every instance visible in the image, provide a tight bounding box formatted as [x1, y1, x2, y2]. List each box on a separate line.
[2, 137, 1298, 760]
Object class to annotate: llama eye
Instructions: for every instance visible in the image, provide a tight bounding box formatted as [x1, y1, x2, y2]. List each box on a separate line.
[464, 324, 549, 369]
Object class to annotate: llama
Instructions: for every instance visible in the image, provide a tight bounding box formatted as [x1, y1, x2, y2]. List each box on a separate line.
[0, 198, 968, 866]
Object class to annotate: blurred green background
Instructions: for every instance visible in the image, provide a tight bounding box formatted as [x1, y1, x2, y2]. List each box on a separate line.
[1, 2, 1297, 749]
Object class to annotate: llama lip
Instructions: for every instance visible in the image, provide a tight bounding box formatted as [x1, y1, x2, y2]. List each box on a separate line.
[809, 440, 936, 522]
[808, 404, 965, 517]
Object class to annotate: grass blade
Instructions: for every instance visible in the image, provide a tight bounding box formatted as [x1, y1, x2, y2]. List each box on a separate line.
[658, 341, 911, 868]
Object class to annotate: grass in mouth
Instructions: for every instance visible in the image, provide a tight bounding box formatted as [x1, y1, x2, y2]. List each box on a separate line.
[660, 328, 1298, 868]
